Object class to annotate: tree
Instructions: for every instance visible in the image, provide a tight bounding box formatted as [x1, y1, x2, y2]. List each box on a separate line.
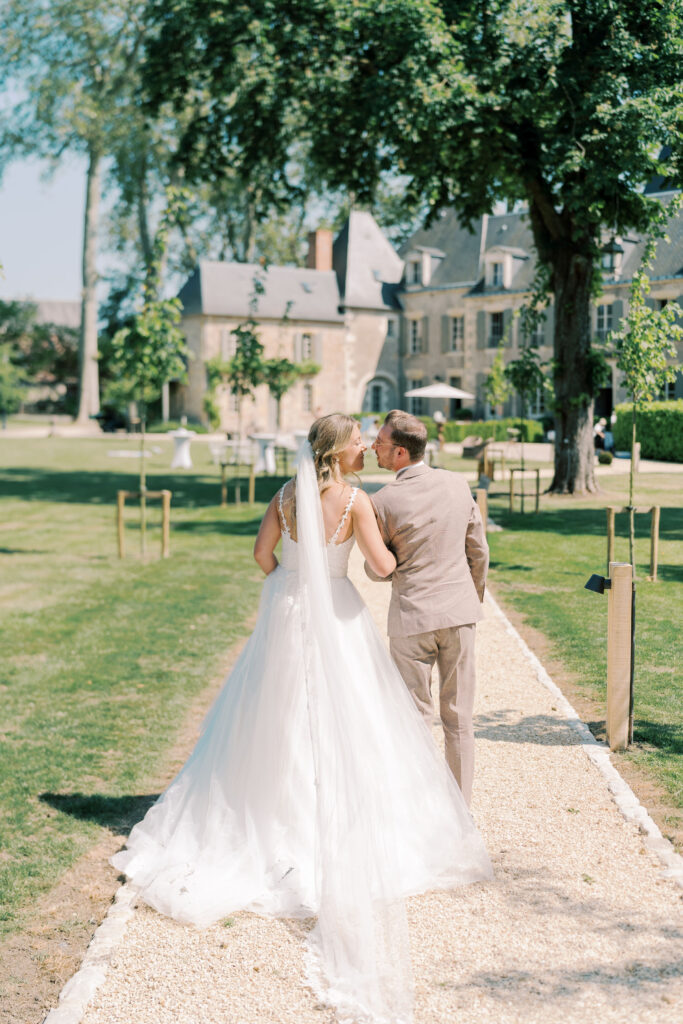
[206, 321, 264, 442]
[0, 299, 34, 425]
[110, 188, 189, 553]
[142, 0, 683, 493]
[504, 345, 548, 512]
[0, 0, 148, 423]
[610, 215, 683, 568]
[484, 344, 511, 418]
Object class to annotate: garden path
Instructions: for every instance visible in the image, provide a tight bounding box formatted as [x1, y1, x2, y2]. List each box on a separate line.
[48, 546, 683, 1024]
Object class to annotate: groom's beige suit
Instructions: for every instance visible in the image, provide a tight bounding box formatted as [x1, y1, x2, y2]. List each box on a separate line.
[365, 463, 488, 804]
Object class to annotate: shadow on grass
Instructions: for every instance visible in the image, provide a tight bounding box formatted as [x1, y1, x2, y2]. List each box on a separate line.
[632, 721, 683, 755]
[173, 518, 264, 536]
[0, 467, 288, 509]
[489, 561, 534, 571]
[488, 506, 683, 542]
[655, 563, 683, 583]
[40, 791, 159, 835]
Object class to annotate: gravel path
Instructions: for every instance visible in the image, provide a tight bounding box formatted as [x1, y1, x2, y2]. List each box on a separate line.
[67, 546, 683, 1024]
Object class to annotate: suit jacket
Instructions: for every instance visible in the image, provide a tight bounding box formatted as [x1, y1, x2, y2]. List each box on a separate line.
[366, 464, 489, 637]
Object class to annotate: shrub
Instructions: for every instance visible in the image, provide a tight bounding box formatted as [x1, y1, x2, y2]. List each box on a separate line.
[442, 418, 544, 443]
[147, 419, 209, 434]
[613, 400, 683, 462]
[597, 450, 614, 465]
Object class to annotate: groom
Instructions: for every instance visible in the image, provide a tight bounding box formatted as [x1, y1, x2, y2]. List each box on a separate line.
[365, 410, 488, 805]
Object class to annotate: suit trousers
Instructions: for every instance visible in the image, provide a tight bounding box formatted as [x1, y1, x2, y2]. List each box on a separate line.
[390, 624, 477, 805]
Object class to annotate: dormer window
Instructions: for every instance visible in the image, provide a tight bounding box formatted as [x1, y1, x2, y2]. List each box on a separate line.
[409, 260, 421, 285]
[492, 262, 503, 288]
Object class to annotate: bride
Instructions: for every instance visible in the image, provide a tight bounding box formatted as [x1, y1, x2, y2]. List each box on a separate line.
[112, 413, 492, 1024]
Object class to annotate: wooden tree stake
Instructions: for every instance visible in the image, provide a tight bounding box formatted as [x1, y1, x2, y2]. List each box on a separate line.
[117, 490, 126, 559]
[649, 505, 660, 582]
[476, 488, 488, 533]
[606, 562, 633, 751]
[161, 490, 171, 558]
[606, 506, 616, 575]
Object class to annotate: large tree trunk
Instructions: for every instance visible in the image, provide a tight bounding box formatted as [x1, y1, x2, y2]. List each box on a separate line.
[75, 147, 101, 423]
[549, 249, 597, 493]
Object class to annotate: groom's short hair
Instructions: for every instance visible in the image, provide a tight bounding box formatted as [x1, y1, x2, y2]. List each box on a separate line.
[384, 410, 428, 461]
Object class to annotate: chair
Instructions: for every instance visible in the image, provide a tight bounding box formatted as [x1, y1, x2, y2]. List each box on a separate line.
[462, 435, 486, 458]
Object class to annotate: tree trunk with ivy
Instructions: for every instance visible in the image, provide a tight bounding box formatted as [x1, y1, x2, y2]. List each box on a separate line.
[548, 249, 597, 494]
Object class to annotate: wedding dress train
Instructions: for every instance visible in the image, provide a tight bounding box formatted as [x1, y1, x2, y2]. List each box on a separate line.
[112, 447, 492, 1023]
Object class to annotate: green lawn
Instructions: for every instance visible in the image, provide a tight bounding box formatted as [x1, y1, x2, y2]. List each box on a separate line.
[485, 470, 683, 838]
[0, 436, 285, 937]
[1, 438, 681, 935]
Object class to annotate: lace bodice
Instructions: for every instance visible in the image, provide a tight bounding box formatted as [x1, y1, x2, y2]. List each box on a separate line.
[278, 484, 358, 578]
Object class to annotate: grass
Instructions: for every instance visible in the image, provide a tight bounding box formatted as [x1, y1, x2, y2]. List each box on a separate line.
[0, 436, 287, 938]
[485, 469, 683, 832]
[1, 436, 681, 934]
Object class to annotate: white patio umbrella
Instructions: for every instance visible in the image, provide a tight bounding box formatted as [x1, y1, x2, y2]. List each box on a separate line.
[404, 382, 475, 400]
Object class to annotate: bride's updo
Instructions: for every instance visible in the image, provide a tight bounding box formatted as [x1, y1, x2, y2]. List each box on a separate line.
[308, 413, 356, 493]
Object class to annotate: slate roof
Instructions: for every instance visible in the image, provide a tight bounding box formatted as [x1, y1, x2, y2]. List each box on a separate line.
[178, 260, 344, 323]
[333, 210, 404, 311]
[402, 201, 683, 292]
[35, 300, 81, 329]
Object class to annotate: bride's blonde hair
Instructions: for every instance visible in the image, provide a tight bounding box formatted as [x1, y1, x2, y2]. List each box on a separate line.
[308, 413, 356, 493]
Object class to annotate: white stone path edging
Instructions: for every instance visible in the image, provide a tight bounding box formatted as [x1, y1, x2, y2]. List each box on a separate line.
[42, 591, 683, 1024]
[485, 590, 683, 890]
[42, 885, 138, 1024]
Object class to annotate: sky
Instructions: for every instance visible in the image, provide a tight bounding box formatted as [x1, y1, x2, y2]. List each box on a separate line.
[0, 156, 87, 303]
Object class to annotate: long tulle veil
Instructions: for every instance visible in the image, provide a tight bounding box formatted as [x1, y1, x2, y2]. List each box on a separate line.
[295, 442, 413, 1024]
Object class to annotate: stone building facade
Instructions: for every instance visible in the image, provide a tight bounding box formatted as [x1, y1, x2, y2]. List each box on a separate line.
[176, 193, 683, 431]
[398, 192, 683, 421]
[176, 211, 402, 434]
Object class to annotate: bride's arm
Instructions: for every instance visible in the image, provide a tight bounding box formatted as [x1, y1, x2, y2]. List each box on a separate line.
[351, 490, 396, 578]
[253, 497, 281, 575]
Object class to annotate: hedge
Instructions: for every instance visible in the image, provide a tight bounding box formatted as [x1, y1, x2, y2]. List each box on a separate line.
[613, 400, 683, 462]
[440, 418, 545, 443]
[355, 414, 544, 443]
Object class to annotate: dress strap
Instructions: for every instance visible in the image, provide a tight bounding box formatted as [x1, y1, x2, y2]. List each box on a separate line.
[277, 484, 291, 538]
[329, 486, 358, 545]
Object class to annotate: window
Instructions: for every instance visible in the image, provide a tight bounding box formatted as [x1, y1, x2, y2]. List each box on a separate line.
[220, 328, 237, 360]
[409, 320, 421, 354]
[409, 260, 421, 285]
[450, 316, 464, 350]
[489, 311, 504, 347]
[657, 298, 669, 311]
[659, 379, 676, 401]
[407, 379, 424, 416]
[530, 326, 544, 346]
[492, 262, 503, 288]
[386, 319, 396, 338]
[302, 382, 313, 412]
[370, 383, 383, 413]
[449, 376, 463, 418]
[301, 333, 313, 360]
[596, 304, 614, 340]
[528, 387, 546, 417]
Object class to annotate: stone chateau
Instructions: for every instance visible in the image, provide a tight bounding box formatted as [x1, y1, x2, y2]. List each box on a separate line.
[175, 194, 683, 434]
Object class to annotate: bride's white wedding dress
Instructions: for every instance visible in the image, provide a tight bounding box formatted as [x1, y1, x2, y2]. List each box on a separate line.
[112, 447, 492, 1023]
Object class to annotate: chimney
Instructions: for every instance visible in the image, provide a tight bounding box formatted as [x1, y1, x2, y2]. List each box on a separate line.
[306, 229, 333, 271]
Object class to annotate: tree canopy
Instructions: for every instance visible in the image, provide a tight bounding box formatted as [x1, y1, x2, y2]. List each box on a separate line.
[143, 0, 683, 492]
